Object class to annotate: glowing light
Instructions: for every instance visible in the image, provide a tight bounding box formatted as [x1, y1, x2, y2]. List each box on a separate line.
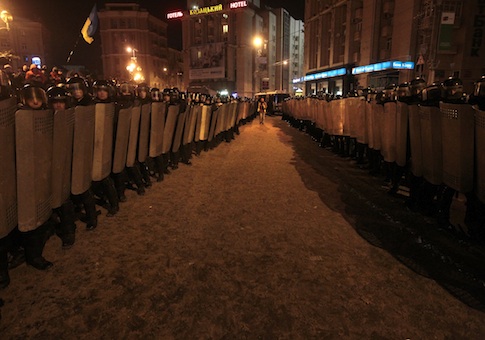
[283, 60, 288, 65]
[253, 36, 263, 48]
[126, 63, 136, 72]
[134, 73, 144, 82]
[127, 47, 133, 53]
[220, 90, 229, 96]
[163, 67, 168, 72]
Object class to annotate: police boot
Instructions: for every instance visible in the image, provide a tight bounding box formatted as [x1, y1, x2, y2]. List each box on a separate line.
[112, 172, 127, 202]
[180, 145, 192, 165]
[55, 200, 77, 249]
[83, 189, 98, 230]
[171, 151, 180, 169]
[154, 156, 165, 182]
[195, 141, 204, 156]
[0, 236, 10, 289]
[127, 165, 146, 196]
[162, 153, 171, 174]
[23, 224, 53, 271]
[103, 177, 120, 216]
[139, 162, 152, 187]
[437, 186, 456, 231]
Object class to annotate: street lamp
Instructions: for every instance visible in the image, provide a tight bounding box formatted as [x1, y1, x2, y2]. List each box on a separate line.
[0, 10, 12, 30]
[253, 36, 263, 49]
[126, 46, 137, 58]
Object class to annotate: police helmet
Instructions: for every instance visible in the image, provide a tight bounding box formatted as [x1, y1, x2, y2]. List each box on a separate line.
[21, 84, 47, 108]
[442, 77, 463, 101]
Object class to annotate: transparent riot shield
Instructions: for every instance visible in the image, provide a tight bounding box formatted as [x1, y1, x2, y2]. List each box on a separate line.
[419, 106, 443, 185]
[149, 102, 166, 158]
[112, 107, 132, 174]
[138, 103, 151, 163]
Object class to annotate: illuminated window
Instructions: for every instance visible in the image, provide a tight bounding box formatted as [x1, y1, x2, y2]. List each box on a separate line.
[197, 51, 202, 59]
[222, 24, 228, 34]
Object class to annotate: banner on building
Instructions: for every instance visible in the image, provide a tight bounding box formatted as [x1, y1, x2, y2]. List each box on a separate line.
[438, 12, 455, 51]
[189, 43, 225, 80]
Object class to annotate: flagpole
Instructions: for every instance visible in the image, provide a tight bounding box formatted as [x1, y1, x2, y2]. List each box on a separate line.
[66, 2, 98, 63]
[66, 34, 82, 63]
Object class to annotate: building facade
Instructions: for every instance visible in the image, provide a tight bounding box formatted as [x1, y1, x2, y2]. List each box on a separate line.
[0, 17, 46, 70]
[304, 0, 485, 95]
[180, 0, 304, 97]
[98, 2, 170, 87]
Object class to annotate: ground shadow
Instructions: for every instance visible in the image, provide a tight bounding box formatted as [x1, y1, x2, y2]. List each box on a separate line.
[273, 118, 485, 312]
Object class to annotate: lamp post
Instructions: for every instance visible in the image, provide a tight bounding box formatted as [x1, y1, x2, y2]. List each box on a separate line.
[126, 46, 144, 83]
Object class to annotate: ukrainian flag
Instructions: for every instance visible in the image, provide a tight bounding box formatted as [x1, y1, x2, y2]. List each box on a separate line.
[81, 4, 98, 44]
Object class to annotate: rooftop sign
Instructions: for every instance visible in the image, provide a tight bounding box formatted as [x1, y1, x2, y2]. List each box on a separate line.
[167, 11, 184, 19]
[190, 4, 223, 16]
[229, 1, 248, 9]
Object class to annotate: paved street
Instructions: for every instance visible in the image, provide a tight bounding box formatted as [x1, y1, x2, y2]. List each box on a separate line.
[1, 116, 485, 338]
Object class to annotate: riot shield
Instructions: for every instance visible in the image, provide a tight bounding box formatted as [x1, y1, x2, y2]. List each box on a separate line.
[381, 102, 397, 163]
[395, 102, 409, 167]
[71, 105, 95, 195]
[0, 98, 18, 238]
[190, 105, 202, 142]
[149, 102, 166, 158]
[355, 99, 367, 144]
[216, 104, 227, 136]
[365, 102, 374, 148]
[346, 97, 360, 138]
[408, 105, 423, 177]
[52, 108, 75, 209]
[440, 103, 475, 192]
[342, 98, 351, 136]
[172, 107, 187, 153]
[138, 103, 151, 163]
[208, 106, 220, 142]
[162, 104, 179, 154]
[183, 106, 195, 145]
[475, 107, 485, 203]
[112, 107, 132, 174]
[229, 102, 238, 130]
[92, 103, 115, 181]
[198, 105, 212, 141]
[419, 106, 442, 185]
[186, 105, 199, 145]
[371, 103, 382, 151]
[332, 100, 344, 136]
[126, 105, 141, 167]
[16, 109, 54, 232]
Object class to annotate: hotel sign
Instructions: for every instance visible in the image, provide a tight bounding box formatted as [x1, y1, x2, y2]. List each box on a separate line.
[167, 11, 183, 19]
[190, 4, 223, 16]
[229, 1, 248, 9]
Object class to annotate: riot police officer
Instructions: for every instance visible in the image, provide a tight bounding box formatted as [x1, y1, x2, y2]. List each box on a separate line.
[134, 83, 153, 187]
[91, 80, 120, 216]
[46, 86, 77, 248]
[16, 84, 54, 270]
[67, 77, 98, 230]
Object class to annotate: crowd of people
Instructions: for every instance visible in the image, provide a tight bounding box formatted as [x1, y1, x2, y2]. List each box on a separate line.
[0, 65, 257, 295]
[282, 76, 485, 244]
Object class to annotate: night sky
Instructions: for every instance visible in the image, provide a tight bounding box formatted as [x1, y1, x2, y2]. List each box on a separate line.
[1, 0, 303, 75]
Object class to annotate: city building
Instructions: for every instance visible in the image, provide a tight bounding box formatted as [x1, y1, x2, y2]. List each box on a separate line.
[178, 0, 304, 97]
[0, 16, 47, 70]
[166, 47, 185, 90]
[303, 0, 485, 95]
[98, 2, 170, 88]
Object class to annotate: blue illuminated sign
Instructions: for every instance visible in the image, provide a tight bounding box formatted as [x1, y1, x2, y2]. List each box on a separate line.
[301, 68, 347, 82]
[352, 60, 415, 75]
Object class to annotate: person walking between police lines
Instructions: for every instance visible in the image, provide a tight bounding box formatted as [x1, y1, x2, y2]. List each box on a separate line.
[258, 96, 267, 125]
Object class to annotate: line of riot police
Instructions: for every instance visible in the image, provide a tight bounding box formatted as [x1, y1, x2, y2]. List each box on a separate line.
[0, 77, 258, 290]
[282, 76, 485, 243]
